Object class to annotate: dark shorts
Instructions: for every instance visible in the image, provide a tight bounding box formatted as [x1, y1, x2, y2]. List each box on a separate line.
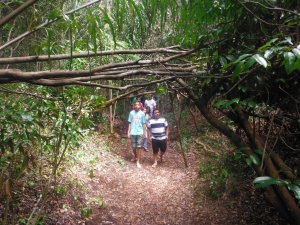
[131, 135, 143, 148]
[151, 139, 167, 154]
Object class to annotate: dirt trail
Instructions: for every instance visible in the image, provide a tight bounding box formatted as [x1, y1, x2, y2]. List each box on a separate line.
[59, 123, 288, 225]
[87, 141, 204, 225]
[69, 136, 271, 225]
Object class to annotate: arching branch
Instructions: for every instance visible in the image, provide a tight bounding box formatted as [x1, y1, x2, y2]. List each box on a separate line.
[0, 48, 185, 65]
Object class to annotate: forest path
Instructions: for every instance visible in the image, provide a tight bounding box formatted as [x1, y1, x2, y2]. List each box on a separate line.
[70, 134, 240, 225]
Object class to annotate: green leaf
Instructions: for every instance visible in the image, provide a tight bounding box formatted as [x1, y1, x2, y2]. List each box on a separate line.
[232, 62, 245, 80]
[156, 85, 168, 96]
[244, 57, 256, 70]
[287, 184, 300, 202]
[102, 9, 117, 49]
[284, 52, 297, 74]
[254, 148, 263, 155]
[87, 12, 97, 53]
[258, 38, 278, 51]
[264, 50, 274, 59]
[233, 54, 251, 64]
[249, 154, 260, 166]
[278, 36, 293, 45]
[219, 56, 227, 67]
[254, 176, 286, 188]
[292, 48, 300, 58]
[246, 157, 252, 166]
[128, 0, 144, 39]
[226, 55, 235, 61]
[253, 54, 268, 68]
[213, 98, 240, 109]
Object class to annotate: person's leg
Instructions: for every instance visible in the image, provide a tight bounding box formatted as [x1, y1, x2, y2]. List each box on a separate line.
[159, 139, 167, 163]
[151, 139, 159, 167]
[136, 135, 143, 168]
[130, 135, 137, 161]
[143, 132, 148, 151]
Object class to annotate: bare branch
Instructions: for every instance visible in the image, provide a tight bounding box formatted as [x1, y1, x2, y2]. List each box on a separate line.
[0, 0, 101, 51]
[0, 0, 39, 28]
[74, 76, 176, 90]
[238, 0, 295, 27]
[94, 87, 144, 111]
[0, 48, 185, 65]
[244, 0, 300, 16]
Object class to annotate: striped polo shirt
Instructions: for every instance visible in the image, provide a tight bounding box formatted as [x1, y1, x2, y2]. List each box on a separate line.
[147, 117, 168, 140]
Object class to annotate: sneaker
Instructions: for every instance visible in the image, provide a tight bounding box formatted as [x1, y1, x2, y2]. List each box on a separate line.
[144, 148, 149, 152]
[137, 162, 142, 168]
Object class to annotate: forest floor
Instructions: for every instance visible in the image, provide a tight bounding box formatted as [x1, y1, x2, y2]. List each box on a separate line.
[41, 120, 287, 225]
[8, 120, 288, 225]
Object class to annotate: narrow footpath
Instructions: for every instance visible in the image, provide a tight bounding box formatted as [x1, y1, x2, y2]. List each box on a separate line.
[66, 133, 285, 225]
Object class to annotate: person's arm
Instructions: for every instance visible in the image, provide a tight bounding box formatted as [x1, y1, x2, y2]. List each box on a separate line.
[143, 123, 147, 139]
[148, 127, 152, 142]
[165, 119, 169, 140]
[147, 121, 152, 141]
[166, 126, 169, 141]
[142, 113, 146, 138]
[127, 112, 132, 138]
[127, 123, 131, 139]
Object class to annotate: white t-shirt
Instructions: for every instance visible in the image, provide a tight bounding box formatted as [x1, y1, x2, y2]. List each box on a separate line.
[145, 98, 156, 113]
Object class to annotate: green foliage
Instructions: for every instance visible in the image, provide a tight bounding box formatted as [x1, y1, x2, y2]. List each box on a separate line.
[254, 176, 300, 204]
[213, 98, 257, 110]
[199, 153, 245, 198]
[88, 196, 106, 209]
[55, 185, 68, 196]
[81, 207, 92, 218]
[155, 84, 168, 96]
[234, 148, 262, 167]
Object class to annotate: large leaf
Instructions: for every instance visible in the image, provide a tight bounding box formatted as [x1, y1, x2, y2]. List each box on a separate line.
[264, 49, 274, 59]
[102, 9, 117, 49]
[292, 48, 300, 58]
[253, 176, 286, 188]
[87, 11, 97, 53]
[287, 184, 300, 203]
[128, 0, 144, 39]
[252, 54, 268, 68]
[258, 38, 279, 51]
[284, 52, 298, 74]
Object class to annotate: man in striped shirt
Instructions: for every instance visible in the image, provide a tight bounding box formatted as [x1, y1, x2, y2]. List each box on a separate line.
[147, 109, 169, 168]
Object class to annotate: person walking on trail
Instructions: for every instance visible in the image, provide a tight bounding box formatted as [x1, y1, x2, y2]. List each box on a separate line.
[131, 96, 144, 110]
[128, 101, 147, 168]
[144, 94, 156, 118]
[147, 109, 169, 168]
[142, 106, 151, 152]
